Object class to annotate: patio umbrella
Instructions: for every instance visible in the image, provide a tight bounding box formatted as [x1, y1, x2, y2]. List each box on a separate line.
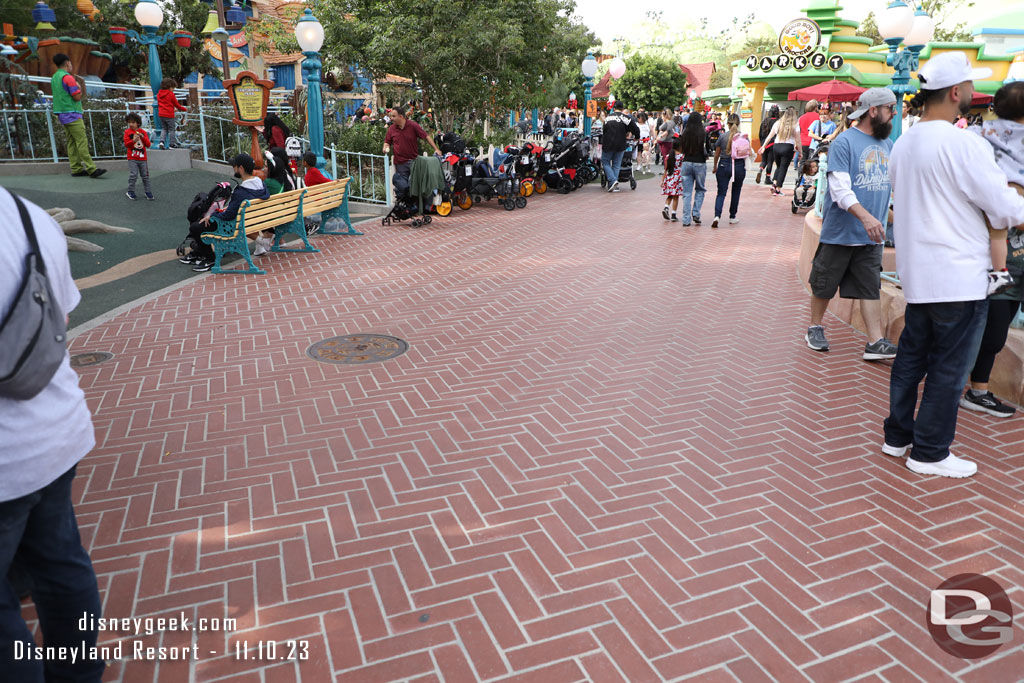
[788, 79, 866, 103]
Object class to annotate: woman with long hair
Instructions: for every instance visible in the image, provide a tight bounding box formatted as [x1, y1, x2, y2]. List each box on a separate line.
[711, 113, 753, 227]
[636, 113, 652, 173]
[262, 113, 291, 150]
[756, 105, 780, 184]
[759, 107, 800, 196]
[676, 112, 707, 225]
[655, 108, 674, 170]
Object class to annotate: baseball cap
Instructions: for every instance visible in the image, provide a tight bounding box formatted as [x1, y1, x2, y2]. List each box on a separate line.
[917, 51, 991, 90]
[229, 153, 255, 173]
[849, 88, 898, 119]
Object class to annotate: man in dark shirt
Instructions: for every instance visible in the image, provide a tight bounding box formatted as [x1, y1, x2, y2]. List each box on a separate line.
[601, 101, 641, 192]
[383, 106, 440, 198]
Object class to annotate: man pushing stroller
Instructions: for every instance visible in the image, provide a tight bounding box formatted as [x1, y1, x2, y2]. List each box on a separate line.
[383, 106, 441, 198]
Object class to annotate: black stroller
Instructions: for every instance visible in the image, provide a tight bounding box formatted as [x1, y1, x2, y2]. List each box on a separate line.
[383, 155, 447, 228]
[176, 181, 233, 257]
[469, 148, 526, 210]
[600, 140, 637, 191]
[791, 152, 822, 214]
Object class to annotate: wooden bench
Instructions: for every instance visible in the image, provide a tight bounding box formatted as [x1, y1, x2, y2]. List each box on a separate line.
[305, 178, 362, 236]
[200, 177, 358, 275]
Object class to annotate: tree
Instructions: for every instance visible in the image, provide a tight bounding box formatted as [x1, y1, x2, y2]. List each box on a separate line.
[708, 34, 777, 89]
[858, 0, 974, 44]
[319, 0, 595, 132]
[857, 11, 881, 44]
[611, 54, 688, 111]
[6, 0, 214, 84]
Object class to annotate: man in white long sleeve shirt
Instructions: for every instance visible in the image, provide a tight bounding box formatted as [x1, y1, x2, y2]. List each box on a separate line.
[806, 88, 898, 362]
[883, 52, 1024, 479]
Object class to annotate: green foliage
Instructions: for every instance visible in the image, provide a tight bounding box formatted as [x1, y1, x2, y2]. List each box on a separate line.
[708, 34, 778, 89]
[610, 54, 688, 111]
[857, 11, 882, 44]
[6, 0, 214, 85]
[325, 121, 387, 155]
[858, 1, 974, 44]
[318, 0, 595, 131]
[242, 15, 300, 59]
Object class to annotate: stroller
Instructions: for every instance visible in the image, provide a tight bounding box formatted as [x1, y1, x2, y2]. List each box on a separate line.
[600, 139, 637, 191]
[176, 181, 233, 257]
[791, 153, 821, 214]
[382, 155, 447, 227]
[469, 148, 526, 210]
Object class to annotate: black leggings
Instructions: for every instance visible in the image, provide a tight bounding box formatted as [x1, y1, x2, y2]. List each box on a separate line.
[771, 143, 795, 188]
[969, 298, 1022, 384]
[188, 221, 214, 260]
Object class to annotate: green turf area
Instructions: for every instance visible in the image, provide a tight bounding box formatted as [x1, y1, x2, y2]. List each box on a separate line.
[1, 170, 379, 328]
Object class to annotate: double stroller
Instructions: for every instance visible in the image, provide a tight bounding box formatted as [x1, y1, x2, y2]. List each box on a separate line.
[469, 148, 526, 211]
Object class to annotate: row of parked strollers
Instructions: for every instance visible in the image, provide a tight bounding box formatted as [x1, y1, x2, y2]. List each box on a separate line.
[382, 130, 619, 228]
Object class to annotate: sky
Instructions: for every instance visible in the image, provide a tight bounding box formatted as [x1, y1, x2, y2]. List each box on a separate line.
[571, 0, 1017, 44]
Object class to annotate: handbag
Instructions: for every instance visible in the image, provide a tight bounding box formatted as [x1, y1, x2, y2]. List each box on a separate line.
[0, 191, 68, 400]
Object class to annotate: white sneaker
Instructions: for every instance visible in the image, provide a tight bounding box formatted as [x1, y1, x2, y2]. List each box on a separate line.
[711, 216, 719, 228]
[881, 443, 909, 458]
[252, 243, 268, 256]
[905, 452, 977, 478]
[729, 217, 739, 224]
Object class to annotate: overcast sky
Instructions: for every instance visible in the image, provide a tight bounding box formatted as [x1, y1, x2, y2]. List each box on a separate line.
[571, 0, 1015, 43]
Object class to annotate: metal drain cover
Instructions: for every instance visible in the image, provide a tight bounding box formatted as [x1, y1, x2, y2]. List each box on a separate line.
[306, 334, 409, 365]
[70, 352, 114, 367]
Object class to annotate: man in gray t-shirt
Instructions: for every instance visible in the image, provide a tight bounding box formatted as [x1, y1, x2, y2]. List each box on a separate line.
[0, 191, 104, 681]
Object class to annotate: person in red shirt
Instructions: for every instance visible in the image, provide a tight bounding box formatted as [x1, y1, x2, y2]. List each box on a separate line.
[797, 99, 820, 169]
[123, 112, 153, 200]
[156, 77, 186, 149]
[262, 114, 291, 150]
[302, 151, 331, 186]
[382, 106, 440, 198]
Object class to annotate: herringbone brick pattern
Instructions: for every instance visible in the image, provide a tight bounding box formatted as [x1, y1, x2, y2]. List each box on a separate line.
[56, 176, 1024, 682]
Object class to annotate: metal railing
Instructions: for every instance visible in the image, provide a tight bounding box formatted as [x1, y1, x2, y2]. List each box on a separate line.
[1, 106, 146, 162]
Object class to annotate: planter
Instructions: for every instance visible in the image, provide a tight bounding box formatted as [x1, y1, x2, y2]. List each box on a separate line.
[84, 50, 103, 76]
[109, 27, 127, 45]
[173, 31, 193, 48]
[94, 52, 111, 79]
[59, 37, 92, 73]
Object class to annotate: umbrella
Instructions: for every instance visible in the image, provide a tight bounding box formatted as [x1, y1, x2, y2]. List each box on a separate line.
[788, 79, 866, 103]
[971, 92, 993, 106]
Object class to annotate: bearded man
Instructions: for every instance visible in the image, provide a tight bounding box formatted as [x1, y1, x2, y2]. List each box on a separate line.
[805, 88, 898, 362]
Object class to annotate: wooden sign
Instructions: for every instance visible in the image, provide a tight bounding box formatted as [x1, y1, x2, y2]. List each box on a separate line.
[586, 99, 597, 117]
[223, 70, 273, 126]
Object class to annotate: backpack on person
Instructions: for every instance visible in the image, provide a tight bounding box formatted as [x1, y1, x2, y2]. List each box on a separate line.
[0, 191, 67, 400]
[730, 133, 751, 161]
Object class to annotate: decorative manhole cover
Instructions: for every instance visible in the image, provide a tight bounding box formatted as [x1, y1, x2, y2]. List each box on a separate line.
[306, 334, 409, 365]
[70, 352, 114, 367]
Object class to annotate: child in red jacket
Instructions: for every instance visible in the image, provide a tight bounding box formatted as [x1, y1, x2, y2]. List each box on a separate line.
[156, 77, 186, 149]
[124, 112, 153, 200]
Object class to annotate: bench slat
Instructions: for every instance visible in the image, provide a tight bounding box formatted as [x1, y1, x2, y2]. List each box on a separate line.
[244, 197, 305, 222]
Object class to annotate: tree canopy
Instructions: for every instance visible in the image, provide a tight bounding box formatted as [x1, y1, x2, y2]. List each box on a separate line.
[318, 0, 595, 130]
[858, 0, 974, 44]
[610, 54, 688, 111]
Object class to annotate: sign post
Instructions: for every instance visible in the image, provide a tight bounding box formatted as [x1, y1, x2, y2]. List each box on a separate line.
[223, 70, 273, 169]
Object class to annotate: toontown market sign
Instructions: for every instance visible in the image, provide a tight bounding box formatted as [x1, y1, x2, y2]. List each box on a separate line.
[744, 18, 844, 73]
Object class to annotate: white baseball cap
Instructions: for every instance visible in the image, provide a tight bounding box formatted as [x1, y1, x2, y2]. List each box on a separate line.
[849, 88, 898, 120]
[917, 51, 992, 90]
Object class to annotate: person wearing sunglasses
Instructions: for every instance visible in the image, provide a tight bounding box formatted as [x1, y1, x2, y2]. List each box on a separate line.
[805, 88, 898, 364]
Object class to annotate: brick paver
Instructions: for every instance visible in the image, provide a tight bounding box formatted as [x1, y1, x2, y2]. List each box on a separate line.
[55, 175, 1024, 682]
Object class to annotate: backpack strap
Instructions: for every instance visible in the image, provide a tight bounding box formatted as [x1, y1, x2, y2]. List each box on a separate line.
[8, 190, 45, 276]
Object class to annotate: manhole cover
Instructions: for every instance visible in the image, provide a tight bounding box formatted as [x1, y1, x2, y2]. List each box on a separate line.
[306, 334, 409, 365]
[70, 352, 114, 367]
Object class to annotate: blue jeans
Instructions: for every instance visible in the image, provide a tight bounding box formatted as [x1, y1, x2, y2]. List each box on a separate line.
[714, 159, 745, 219]
[0, 465, 104, 682]
[679, 162, 706, 224]
[601, 149, 625, 185]
[884, 300, 988, 463]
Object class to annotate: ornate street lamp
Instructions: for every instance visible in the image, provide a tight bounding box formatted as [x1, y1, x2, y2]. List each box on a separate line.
[581, 50, 597, 136]
[295, 8, 326, 169]
[879, 0, 934, 140]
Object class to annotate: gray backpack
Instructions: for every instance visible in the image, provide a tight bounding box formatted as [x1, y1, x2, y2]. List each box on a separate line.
[0, 191, 68, 400]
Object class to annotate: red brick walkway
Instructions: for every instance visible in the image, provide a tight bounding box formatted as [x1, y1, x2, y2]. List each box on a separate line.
[58, 175, 1023, 682]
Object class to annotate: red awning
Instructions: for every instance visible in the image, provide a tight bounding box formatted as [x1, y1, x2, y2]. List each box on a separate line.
[971, 92, 993, 106]
[788, 79, 866, 103]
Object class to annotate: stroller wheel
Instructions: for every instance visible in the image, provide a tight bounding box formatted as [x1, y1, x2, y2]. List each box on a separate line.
[473, 195, 483, 204]
[558, 178, 572, 194]
[456, 192, 472, 210]
[515, 196, 527, 209]
[535, 178, 548, 194]
[381, 217, 390, 226]
[411, 218, 423, 228]
[630, 179, 637, 190]
[423, 215, 432, 224]
[436, 201, 452, 217]
[520, 181, 534, 197]
[503, 198, 516, 211]
[792, 204, 798, 214]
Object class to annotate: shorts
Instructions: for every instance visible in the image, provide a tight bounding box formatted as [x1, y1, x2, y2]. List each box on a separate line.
[809, 243, 883, 300]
